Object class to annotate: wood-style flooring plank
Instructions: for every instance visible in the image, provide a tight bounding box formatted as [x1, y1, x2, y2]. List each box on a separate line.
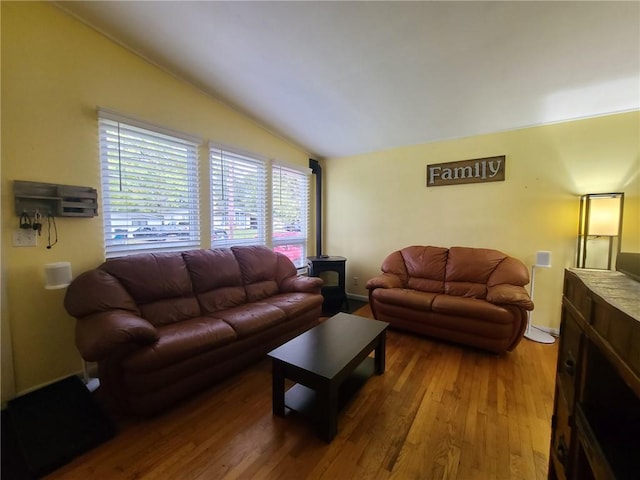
[44, 305, 558, 480]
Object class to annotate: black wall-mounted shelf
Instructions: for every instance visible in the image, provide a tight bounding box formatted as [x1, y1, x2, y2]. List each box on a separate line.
[14, 180, 98, 218]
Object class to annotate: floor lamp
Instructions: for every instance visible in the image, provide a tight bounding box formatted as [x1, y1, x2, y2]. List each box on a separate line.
[524, 251, 556, 344]
[576, 193, 624, 269]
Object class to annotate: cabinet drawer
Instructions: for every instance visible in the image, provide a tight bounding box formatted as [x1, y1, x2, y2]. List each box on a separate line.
[550, 389, 572, 479]
[557, 308, 582, 408]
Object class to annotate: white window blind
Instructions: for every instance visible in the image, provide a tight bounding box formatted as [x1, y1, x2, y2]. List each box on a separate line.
[99, 115, 200, 258]
[210, 146, 267, 247]
[272, 163, 309, 268]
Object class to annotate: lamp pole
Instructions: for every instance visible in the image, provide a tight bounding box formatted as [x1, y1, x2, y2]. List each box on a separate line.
[524, 255, 556, 344]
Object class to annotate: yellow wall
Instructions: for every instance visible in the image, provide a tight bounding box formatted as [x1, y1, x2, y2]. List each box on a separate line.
[325, 111, 640, 331]
[1, 2, 313, 399]
[3, 2, 639, 402]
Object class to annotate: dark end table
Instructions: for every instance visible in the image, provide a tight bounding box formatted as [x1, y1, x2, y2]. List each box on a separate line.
[267, 312, 389, 442]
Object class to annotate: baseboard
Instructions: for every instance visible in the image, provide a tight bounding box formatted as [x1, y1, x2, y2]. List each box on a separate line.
[533, 324, 560, 337]
[347, 293, 368, 302]
[13, 371, 84, 399]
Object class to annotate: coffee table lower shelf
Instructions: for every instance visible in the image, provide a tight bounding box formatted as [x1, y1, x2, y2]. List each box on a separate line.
[284, 356, 375, 416]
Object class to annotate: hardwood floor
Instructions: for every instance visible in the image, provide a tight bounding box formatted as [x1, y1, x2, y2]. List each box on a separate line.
[45, 305, 558, 480]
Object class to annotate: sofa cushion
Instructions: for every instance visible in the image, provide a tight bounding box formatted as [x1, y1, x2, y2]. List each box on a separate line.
[215, 303, 286, 338]
[196, 287, 248, 314]
[101, 252, 193, 303]
[431, 295, 513, 324]
[371, 288, 438, 311]
[182, 248, 247, 313]
[101, 252, 200, 326]
[263, 292, 324, 318]
[121, 316, 237, 371]
[444, 247, 507, 299]
[139, 298, 202, 327]
[183, 248, 245, 292]
[245, 281, 280, 302]
[232, 246, 281, 301]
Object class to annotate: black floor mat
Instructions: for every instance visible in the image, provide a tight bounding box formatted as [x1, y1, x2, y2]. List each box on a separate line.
[4, 375, 115, 478]
[346, 299, 368, 313]
[1, 409, 35, 480]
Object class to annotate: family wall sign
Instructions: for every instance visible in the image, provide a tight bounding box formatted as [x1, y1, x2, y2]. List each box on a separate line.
[426, 155, 506, 187]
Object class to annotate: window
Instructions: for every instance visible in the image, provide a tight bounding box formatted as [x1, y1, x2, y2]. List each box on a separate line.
[210, 146, 267, 247]
[98, 111, 309, 263]
[272, 163, 309, 268]
[210, 145, 309, 268]
[99, 111, 200, 258]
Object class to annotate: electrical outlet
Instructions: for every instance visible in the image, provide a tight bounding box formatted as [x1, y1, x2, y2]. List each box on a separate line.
[353, 276, 359, 286]
[12, 229, 37, 247]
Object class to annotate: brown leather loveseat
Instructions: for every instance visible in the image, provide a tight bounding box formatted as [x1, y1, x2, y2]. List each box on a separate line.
[64, 245, 323, 415]
[366, 246, 533, 353]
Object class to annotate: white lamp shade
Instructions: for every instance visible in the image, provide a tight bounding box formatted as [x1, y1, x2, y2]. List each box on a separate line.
[588, 196, 621, 236]
[44, 262, 72, 289]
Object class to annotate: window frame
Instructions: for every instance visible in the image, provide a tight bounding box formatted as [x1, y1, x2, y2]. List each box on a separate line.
[209, 144, 268, 248]
[271, 161, 310, 269]
[98, 109, 202, 258]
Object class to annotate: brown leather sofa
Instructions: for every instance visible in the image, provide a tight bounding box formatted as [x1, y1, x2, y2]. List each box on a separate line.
[366, 246, 533, 353]
[64, 245, 323, 416]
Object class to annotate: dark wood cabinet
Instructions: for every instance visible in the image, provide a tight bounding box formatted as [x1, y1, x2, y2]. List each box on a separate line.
[548, 267, 640, 480]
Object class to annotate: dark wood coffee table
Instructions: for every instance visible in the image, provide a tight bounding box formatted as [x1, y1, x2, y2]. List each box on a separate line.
[268, 312, 389, 442]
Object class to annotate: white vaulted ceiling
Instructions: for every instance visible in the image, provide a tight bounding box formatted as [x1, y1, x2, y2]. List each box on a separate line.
[56, 1, 640, 158]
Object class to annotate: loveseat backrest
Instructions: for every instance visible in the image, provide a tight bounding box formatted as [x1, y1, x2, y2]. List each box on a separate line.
[183, 248, 247, 314]
[398, 246, 448, 293]
[100, 252, 200, 327]
[383, 245, 529, 299]
[486, 256, 530, 287]
[444, 247, 507, 298]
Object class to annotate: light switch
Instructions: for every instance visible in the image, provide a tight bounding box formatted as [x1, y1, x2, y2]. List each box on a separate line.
[12, 229, 37, 247]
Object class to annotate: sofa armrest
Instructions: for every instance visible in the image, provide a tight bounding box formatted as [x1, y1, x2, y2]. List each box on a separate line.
[75, 310, 159, 362]
[280, 275, 323, 294]
[486, 284, 534, 310]
[366, 273, 404, 290]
